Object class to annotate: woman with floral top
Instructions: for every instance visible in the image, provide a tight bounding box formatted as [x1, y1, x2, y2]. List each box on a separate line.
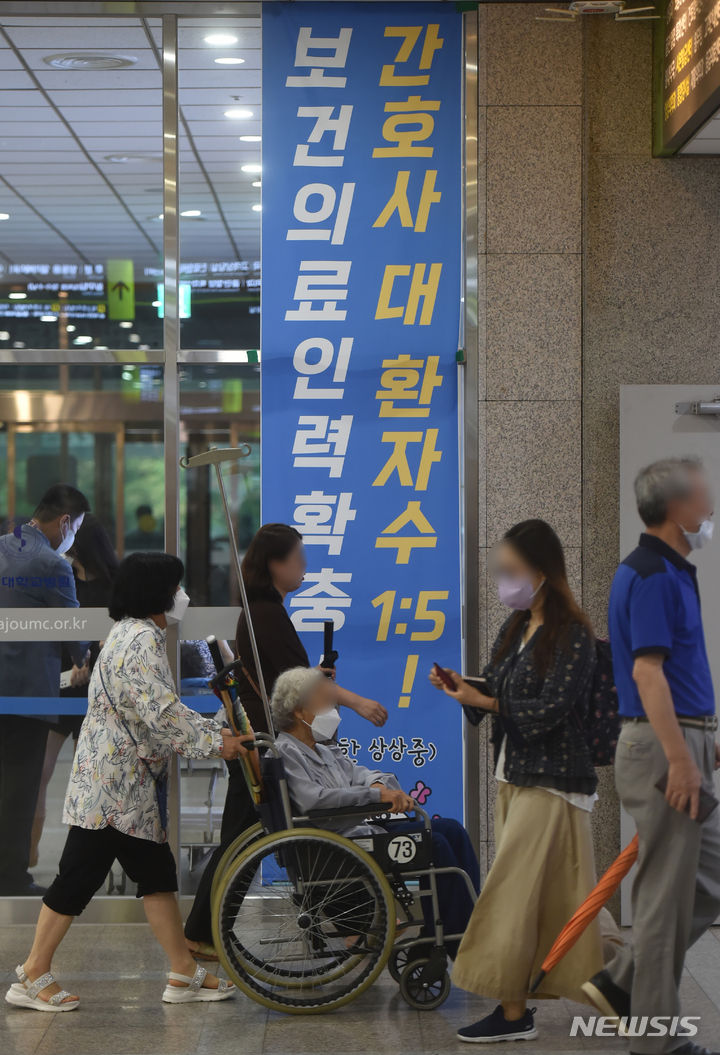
[5, 553, 250, 1013]
[431, 519, 622, 1045]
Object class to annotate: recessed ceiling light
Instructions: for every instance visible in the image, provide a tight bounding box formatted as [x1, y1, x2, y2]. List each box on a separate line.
[40, 315, 58, 322]
[66, 324, 76, 333]
[73, 335, 93, 345]
[252, 204, 262, 212]
[241, 163, 262, 173]
[152, 300, 161, 308]
[252, 180, 261, 188]
[12, 341, 25, 348]
[225, 108, 253, 120]
[8, 292, 26, 300]
[44, 52, 137, 70]
[181, 209, 202, 217]
[239, 135, 261, 142]
[95, 345, 109, 350]
[0, 331, 10, 340]
[215, 57, 245, 65]
[205, 33, 238, 46]
[119, 321, 133, 329]
[129, 333, 141, 343]
[0, 213, 9, 221]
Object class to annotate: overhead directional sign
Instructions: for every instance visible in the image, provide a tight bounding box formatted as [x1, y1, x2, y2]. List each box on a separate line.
[106, 258, 135, 320]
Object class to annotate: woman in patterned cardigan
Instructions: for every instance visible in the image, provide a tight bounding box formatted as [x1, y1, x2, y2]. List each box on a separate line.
[6, 553, 250, 1013]
[431, 519, 622, 1044]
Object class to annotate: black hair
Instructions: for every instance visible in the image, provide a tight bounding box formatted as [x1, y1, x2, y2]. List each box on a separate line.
[494, 519, 593, 677]
[136, 504, 152, 518]
[33, 484, 90, 523]
[108, 552, 184, 621]
[241, 523, 302, 601]
[69, 514, 120, 585]
[181, 641, 210, 679]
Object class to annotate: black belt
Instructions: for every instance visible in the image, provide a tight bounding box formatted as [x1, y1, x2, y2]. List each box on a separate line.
[622, 715, 718, 732]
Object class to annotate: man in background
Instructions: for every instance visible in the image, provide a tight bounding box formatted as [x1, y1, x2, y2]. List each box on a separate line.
[583, 457, 720, 1055]
[0, 483, 90, 895]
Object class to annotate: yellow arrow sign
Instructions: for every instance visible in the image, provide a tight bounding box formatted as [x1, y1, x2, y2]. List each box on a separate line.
[106, 259, 135, 320]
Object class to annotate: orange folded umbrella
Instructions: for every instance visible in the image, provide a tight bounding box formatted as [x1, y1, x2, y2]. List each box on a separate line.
[530, 834, 639, 993]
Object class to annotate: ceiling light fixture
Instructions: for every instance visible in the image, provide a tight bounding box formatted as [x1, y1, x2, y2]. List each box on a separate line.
[73, 335, 93, 345]
[0, 331, 10, 340]
[252, 180, 261, 187]
[239, 135, 261, 142]
[0, 213, 9, 220]
[119, 321, 133, 329]
[40, 315, 58, 322]
[8, 292, 26, 300]
[181, 209, 202, 217]
[44, 53, 137, 70]
[66, 324, 76, 333]
[215, 57, 245, 65]
[241, 163, 262, 173]
[225, 108, 253, 119]
[205, 33, 238, 46]
[252, 204, 262, 212]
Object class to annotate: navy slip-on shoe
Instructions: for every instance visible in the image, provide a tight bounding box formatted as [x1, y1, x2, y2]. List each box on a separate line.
[457, 1004, 538, 1043]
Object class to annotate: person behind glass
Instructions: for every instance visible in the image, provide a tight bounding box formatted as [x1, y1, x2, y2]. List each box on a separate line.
[30, 514, 121, 868]
[431, 519, 621, 1045]
[5, 553, 250, 1012]
[583, 459, 720, 1055]
[184, 523, 389, 958]
[0, 483, 90, 897]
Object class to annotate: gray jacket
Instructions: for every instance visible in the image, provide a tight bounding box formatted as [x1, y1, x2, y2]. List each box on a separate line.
[276, 731, 401, 836]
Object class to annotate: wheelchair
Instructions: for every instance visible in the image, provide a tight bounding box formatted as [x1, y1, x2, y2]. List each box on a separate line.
[209, 732, 478, 1015]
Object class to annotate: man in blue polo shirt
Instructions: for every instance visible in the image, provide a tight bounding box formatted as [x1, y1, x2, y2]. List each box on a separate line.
[582, 457, 720, 1055]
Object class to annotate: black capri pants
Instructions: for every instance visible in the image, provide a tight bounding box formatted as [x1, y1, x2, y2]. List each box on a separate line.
[44, 825, 178, 917]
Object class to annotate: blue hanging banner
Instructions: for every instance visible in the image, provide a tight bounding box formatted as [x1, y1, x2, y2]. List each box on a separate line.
[261, 1, 464, 821]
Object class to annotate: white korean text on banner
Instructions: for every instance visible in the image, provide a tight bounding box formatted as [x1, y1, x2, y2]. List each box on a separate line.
[261, 2, 464, 820]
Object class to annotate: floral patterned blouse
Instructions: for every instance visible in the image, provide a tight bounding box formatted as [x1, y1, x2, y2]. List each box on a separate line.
[63, 617, 224, 843]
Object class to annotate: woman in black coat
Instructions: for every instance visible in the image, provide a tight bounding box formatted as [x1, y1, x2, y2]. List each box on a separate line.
[184, 523, 389, 957]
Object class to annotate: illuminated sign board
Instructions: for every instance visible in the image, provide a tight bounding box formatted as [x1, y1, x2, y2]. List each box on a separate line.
[657, 0, 720, 153]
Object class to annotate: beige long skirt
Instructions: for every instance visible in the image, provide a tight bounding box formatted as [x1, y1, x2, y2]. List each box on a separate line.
[452, 782, 610, 1005]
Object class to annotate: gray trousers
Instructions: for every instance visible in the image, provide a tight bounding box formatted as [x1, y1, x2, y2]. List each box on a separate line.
[605, 721, 720, 1054]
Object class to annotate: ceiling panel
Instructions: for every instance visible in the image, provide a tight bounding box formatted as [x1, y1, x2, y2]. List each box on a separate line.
[0, 12, 262, 266]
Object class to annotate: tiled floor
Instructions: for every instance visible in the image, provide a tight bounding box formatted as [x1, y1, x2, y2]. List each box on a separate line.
[1, 924, 719, 1055]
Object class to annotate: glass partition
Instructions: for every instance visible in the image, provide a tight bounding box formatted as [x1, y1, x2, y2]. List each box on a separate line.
[0, 6, 263, 911]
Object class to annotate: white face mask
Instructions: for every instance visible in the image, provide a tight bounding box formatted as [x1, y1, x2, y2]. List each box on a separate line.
[305, 706, 341, 742]
[56, 522, 76, 556]
[166, 587, 190, 623]
[680, 518, 714, 551]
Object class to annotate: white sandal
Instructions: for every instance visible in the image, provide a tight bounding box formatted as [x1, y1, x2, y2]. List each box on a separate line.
[5, 965, 79, 1012]
[161, 963, 235, 1003]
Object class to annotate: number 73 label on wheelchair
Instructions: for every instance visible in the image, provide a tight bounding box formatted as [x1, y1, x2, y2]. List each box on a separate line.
[363, 830, 431, 872]
[388, 835, 418, 863]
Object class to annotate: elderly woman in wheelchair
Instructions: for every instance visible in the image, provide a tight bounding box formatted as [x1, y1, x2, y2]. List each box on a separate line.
[209, 667, 479, 1013]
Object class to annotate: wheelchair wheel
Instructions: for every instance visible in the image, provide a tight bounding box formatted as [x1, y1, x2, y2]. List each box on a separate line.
[213, 827, 396, 1013]
[387, 936, 433, 983]
[399, 956, 451, 1010]
[210, 821, 264, 915]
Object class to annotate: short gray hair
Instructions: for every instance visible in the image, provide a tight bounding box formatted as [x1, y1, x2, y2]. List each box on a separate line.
[271, 667, 325, 731]
[634, 456, 703, 527]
